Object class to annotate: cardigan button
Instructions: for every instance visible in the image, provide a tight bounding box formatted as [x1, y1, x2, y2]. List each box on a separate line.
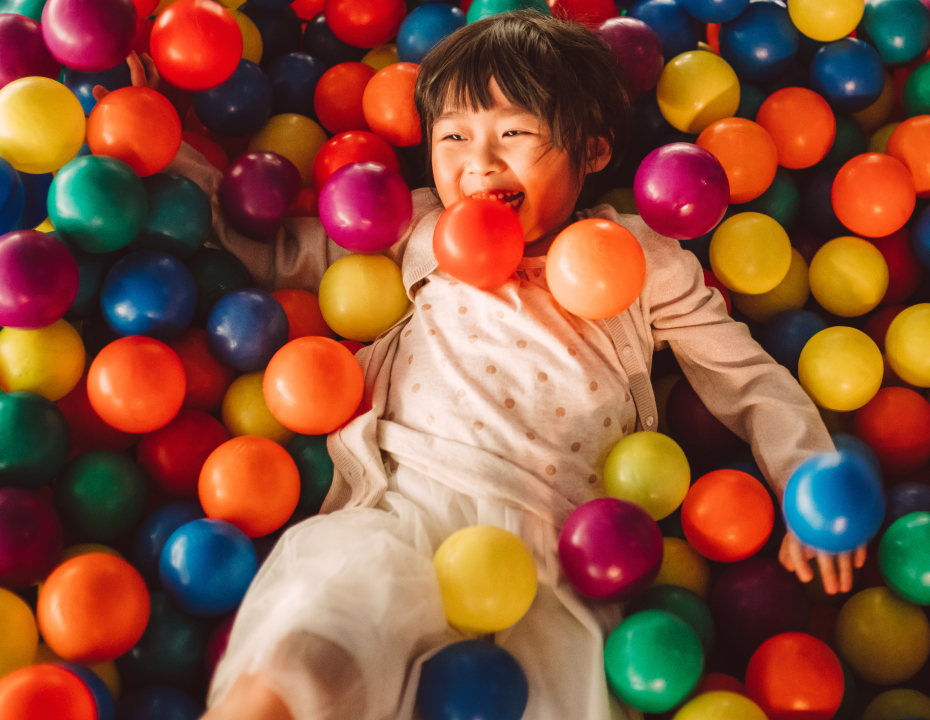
[621, 346, 632, 357]
[645, 416, 654, 427]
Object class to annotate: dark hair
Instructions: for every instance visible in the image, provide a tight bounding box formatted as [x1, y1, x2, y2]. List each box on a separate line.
[414, 10, 632, 190]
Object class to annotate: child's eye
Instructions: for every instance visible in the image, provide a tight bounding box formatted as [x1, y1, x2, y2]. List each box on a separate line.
[503, 130, 525, 137]
[442, 134, 465, 141]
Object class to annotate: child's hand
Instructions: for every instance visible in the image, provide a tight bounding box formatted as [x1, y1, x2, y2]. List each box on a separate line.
[778, 531, 866, 595]
[92, 51, 161, 101]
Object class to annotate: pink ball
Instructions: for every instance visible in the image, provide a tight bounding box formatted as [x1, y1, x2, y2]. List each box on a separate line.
[0, 14, 60, 91]
[0, 230, 79, 329]
[42, 0, 138, 73]
[597, 17, 664, 100]
[0, 487, 64, 589]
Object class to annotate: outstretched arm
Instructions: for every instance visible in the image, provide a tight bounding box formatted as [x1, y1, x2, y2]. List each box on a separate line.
[92, 50, 159, 100]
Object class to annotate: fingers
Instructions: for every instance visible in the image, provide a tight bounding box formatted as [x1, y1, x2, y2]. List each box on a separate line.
[92, 85, 109, 101]
[140, 53, 161, 91]
[126, 51, 147, 88]
[836, 552, 854, 594]
[817, 551, 841, 595]
[779, 533, 814, 583]
[854, 545, 867, 569]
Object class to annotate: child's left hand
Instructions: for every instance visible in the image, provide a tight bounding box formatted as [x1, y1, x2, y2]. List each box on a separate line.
[92, 51, 161, 102]
[778, 531, 866, 595]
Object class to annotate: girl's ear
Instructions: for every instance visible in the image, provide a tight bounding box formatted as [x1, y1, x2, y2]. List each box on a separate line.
[587, 136, 612, 174]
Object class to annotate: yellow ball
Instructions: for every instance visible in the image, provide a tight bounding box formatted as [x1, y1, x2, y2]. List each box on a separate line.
[603, 432, 690, 520]
[673, 692, 768, 720]
[35, 217, 55, 233]
[0, 588, 38, 679]
[886, 303, 930, 387]
[222, 371, 295, 445]
[798, 327, 883, 411]
[651, 537, 711, 601]
[0, 320, 85, 401]
[853, 72, 895, 134]
[597, 188, 638, 216]
[656, 51, 740, 134]
[709, 212, 792, 294]
[863, 689, 930, 720]
[809, 236, 888, 317]
[318, 254, 410, 342]
[835, 587, 930, 685]
[362, 44, 399, 72]
[232, 10, 263, 65]
[249, 114, 328, 187]
[732, 248, 809, 323]
[787, 0, 864, 42]
[868, 122, 901, 154]
[433, 525, 537, 634]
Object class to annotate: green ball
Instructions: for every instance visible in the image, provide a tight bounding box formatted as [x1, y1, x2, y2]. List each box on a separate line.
[626, 585, 715, 655]
[815, 115, 867, 172]
[186, 247, 252, 325]
[604, 609, 704, 713]
[48, 155, 148, 254]
[56, 450, 147, 542]
[879, 511, 930, 605]
[741, 167, 800, 231]
[130, 173, 212, 260]
[0, 0, 46, 21]
[287, 433, 335, 516]
[0, 391, 70, 489]
[735, 82, 766, 121]
[858, 0, 930, 68]
[467, 0, 550, 23]
[903, 62, 930, 118]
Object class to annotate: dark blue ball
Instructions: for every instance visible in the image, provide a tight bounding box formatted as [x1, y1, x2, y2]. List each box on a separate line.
[239, 2, 302, 64]
[59, 663, 115, 720]
[132, 501, 204, 585]
[719, 0, 799, 83]
[810, 38, 885, 113]
[131, 174, 212, 260]
[627, 0, 700, 63]
[397, 4, 467, 64]
[831, 432, 882, 477]
[911, 204, 930, 270]
[302, 13, 367, 66]
[801, 166, 849, 238]
[117, 686, 203, 720]
[17, 170, 52, 231]
[677, 0, 748, 23]
[62, 61, 132, 115]
[885, 482, 930, 526]
[100, 250, 198, 341]
[193, 60, 273, 137]
[758, 308, 827, 376]
[0, 157, 24, 235]
[206, 288, 289, 371]
[266, 52, 327, 118]
[417, 640, 529, 720]
[159, 518, 258, 616]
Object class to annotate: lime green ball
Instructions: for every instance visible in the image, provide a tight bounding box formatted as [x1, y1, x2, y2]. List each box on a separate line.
[603, 431, 690, 520]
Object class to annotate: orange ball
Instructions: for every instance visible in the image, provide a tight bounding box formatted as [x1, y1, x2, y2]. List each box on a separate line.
[886, 116, 930, 198]
[853, 387, 930, 476]
[681, 469, 774, 562]
[37, 554, 150, 664]
[311, 130, 399, 192]
[86, 87, 182, 177]
[696, 118, 778, 203]
[263, 336, 364, 434]
[87, 336, 187, 434]
[545, 218, 647, 320]
[755, 87, 836, 170]
[832, 153, 917, 238]
[199, 436, 301, 538]
[0, 665, 97, 720]
[272, 289, 337, 342]
[361, 62, 421, 147]
[313, 62, 376, 135]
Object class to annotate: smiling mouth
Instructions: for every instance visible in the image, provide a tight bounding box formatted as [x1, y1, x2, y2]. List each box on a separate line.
[470, 191, 525, 210]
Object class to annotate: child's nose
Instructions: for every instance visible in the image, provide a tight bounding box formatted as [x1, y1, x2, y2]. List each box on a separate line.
[468, 142, 506, 174]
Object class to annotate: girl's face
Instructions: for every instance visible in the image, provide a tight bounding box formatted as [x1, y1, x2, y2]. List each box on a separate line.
[431, 78, 603, 246]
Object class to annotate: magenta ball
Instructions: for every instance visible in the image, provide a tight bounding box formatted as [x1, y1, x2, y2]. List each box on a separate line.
[0, 230, 80, 329]
[0, 487, 64, 589]
[41, 0, 137, 73]
[0, 15, 60, 91]
[633, 142, 730, 241]
[318, 161, 414, 253]
[558, 497, 663, 602]
[597, 17, 665, 100]
[218, 152, 302, 243]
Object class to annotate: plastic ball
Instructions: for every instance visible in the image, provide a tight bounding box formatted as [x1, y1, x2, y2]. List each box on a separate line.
[886, 483, 930, 527]
[633, 143, 729, 240]
[0, 160, 23, 235]
[558, 497, 663, 602]
[159, 518, 258, 616]
[696, 118, 778, 204]
[0, 77, 85, 174]
[603, 431, 690, 521]
[870, 228, 922, 306]
[854, 387, 930, 476]
[233, 9, 264, 64]
[38, 553, 150, 663]
[627, 0, 699, 62]
[87, 336, 187, 434]
[604, 610, 704, 713]
[119, 686, 203, 720]
[361, 43, 399, 71]
[787, 0, 864, 43]
[272, 288, 335, 341]
[809, 236, 888, 317]
[863, 690, 930, 720]
[181, 131, 229, 173]
[248, 113, 328, 187]
[0, 230, 78, 330]
[397, 4, 465, 64]
[318, 253, 410, 341]
[834, 586, 930, 684]
[206, 289, 289, 372]
[301, 12, 367, 66]
[783, 450, 884, 553]
[858, 0, 930, 68]
[755, 87, 836, 169]
[0, 488, 62, 590]
[265, 52, 326, 120]
[903, 62, 930, 117]
[887, 116, 930, 197]
[0, 14, 59, 91]
[884, 303, 930, 386]
[0, 664, 98, 720]
[744, 632, 844, 720]
[41, 0, 136, 72]
[313, 61, 375, 135]
[709, 212, 792, 294]
[656, 50, 740, 134]
[652, 537, 712, 601]
[731, 248, 809, 323]
[719, 1, 799, 83]
[132, 174, 212, 260]
[626, 585, 715, 654]
[810, 38, 885, 113]
[879, 511, 930, 605]
[596, 17, 664, 101]
[168, 328, 236, 414]
[673, 692, 768, 720]
[798, 326, 883, 411]
[222, 372, 295, 444]
[186, 247, 252, 324]
[286, 434, 334, 516]
[361, 63, 421, 147]
[150, 0, 243, 91]
[0, 588, 38, 678]
[852, 71, 895, 133]
[665, 375, 745, 464]
[417, 640, 528, 720]
[833, 153, 916, 238]
[241, 3, 302, 64]
[131, 502, 204, 584]
[0, 391, 70, 489]
[48, 155, 148, 254]
[0, 320, 85, 404]
[325, 0, 406, 48]
[758, 309, 828, 377]
[681, 469, 774, 563]
[192, 59, 273, 137]
[311, 130, 399, 192]
[218, 151, 302, 243]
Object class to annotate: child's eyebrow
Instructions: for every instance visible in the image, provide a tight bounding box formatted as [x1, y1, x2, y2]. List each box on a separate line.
[436, 107, 537, 122]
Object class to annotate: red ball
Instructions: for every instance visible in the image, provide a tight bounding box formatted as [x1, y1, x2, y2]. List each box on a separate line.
[854, 386, 930, 476]
[168, 328, 236, 414]
[314, 62, 376, 135]
[324, 0, 406, 48]
[0, 665, 97, 720]
[870, 228, 923, 305]
[311, 130, 399, 192]
[549, 0, 618, 26]
[665, 376, 746, 464]
[863, 304, 906, 352]
[181, 131, 229, 173]
[56, 370, 138, 459]
[362, 62, 421, 147]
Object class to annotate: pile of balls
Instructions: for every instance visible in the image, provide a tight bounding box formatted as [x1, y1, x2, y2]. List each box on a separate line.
[2, 0, 930, 718]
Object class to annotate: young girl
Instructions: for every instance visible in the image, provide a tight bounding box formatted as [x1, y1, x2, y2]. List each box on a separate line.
[159, 11, 861, 719]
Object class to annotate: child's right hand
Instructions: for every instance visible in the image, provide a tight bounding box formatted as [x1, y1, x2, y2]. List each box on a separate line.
[92, 51, 161, 102]
[778, 531, 866, 595]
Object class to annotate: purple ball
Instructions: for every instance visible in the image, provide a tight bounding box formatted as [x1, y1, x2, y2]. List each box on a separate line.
[0, 487, 64, 589]
[597, 17, 665, 101]
[0, 15, 60, 91]
[633, 142, 730, 241]
[218, 152, 302, 243]
[41, 0, 137, 73]
[558, 497, 663, 602]
[319, 161, 413, 253]
[0, 230, 80, 329]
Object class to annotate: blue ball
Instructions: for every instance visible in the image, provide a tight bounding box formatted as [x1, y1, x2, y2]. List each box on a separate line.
[131, 174, 212, 260]
[206, 288, 289, 371]
[677, 0, 748, 23]
[100, 250, 197, 341]
[417, 640, 529, 720]
[159, 518, 258, 616]
[301, 13, 367, 66]
[59, 664, 115, 720]
[809, 38, 885, 113]
[62, 61, 132, 115]
[397, 4, 467, 64]
[193, 60, 273, 137]
[266, 52, 327, 118]
[118, 686, 203, 720]
[782, 450, 885, 553]
[911, 204, 930, 270]
[801, 166, 848, 238]
[0, 157, 24, 235]
[132, 501, 205, 585]
[758, 309, 828, 376]
[627, 0, 700, 63]
[17, 170, 53, 231]
[239, 2, 303, 64]
[885, 482, 930, 526]
[831, 433, 882, 477]
[718, 0, 799, 83]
